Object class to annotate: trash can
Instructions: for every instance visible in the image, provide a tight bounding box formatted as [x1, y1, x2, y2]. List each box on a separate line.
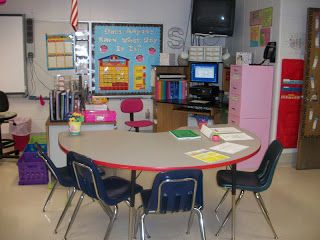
[9, 117, 32, 152]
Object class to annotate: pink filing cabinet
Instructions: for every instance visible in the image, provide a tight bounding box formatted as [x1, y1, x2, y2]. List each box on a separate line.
[228, 65, 274, 170]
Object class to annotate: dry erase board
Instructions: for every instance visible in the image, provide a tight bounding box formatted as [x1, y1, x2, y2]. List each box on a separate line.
[0, 15, 26, 93]
[92, 23, 163, 95]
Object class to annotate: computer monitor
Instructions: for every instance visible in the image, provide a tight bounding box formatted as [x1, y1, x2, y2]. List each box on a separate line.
[190, 62, 219, 85]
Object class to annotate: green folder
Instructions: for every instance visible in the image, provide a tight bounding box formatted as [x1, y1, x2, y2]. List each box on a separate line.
[169, 129, 201, 140]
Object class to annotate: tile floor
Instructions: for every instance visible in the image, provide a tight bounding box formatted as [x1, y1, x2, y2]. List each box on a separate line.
[0, 159, 320, 240]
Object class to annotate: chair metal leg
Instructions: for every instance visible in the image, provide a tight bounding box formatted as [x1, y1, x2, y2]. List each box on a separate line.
[54, 187, 76, 233]
[134, 206, 143, 238]
[215, 189, 230, 213]
[215, 190, 245, 237]
[43, 180, 58, 212]
[103, 204, 118, 240]
[64, 192, 85, 240]
[186, 210, 195, 234]
[139, 214, 146, 240]
[99, 200, 114, 219]
[257, 192, 269, 215]
[254, 193, 278, 239]
[194, 208, 206, 240]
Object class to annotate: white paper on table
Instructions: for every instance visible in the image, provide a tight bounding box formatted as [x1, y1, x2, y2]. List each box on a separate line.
[200, 125, 213, 138]
[210, 142, 248, 154]
[210, 127, 241, 134]
[219, 133, 254, 141]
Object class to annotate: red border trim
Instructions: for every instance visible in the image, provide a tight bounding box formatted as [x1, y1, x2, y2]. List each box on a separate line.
[60, 142, 260, 172]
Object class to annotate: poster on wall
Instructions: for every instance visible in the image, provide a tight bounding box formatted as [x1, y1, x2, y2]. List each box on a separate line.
[92, 23, 162, 95]
[249, 7, 273, 47]
[46, 34, 74, 70]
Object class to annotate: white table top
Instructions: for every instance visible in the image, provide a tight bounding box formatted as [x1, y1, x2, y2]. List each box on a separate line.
[58, 125, 261, 171]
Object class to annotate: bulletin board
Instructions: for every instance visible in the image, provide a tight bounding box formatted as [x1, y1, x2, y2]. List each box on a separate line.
[92, 23, 163, 95]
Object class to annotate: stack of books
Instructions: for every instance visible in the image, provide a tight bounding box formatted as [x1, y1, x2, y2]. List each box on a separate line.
[155, 74, 187, 100]
[49, 90, 81, 121]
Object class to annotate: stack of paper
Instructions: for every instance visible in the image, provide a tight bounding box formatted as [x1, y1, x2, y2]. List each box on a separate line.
[169, 129, 201, 140]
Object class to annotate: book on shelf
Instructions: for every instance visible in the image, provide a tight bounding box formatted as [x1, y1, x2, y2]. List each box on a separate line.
[155, 80, 187, 100]
[49, 89, 82, 121]
[169, 129, 201, 140]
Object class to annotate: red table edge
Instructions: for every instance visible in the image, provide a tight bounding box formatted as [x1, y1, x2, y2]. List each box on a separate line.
[59, 142, 261, 172]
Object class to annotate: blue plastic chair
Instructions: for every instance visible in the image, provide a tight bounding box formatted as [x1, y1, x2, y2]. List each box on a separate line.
[135, 169, 206, 240]
[214, 140, 283, 239]
[35, 142, 78, 234]
[65, 151, 143, 240]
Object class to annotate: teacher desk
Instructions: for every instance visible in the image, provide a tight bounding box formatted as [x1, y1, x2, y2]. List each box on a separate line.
[59, 125, 260, 240]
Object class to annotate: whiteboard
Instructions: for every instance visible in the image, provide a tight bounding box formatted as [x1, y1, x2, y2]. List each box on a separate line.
[0, 15, 26, 93]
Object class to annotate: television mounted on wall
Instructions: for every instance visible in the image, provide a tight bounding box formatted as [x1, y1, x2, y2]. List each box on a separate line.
[192, 0, 236, 36]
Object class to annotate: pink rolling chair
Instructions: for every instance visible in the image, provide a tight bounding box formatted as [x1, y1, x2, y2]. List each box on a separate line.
[120, 98, 153, 132]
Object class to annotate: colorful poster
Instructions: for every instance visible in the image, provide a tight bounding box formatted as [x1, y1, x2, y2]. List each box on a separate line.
[250, 26, 260, 47]
[46, 34, 74, 70]
[250, 10, 262, 26]
[260, 27, 271, 46]
[92, 23, 162, 94]
[262, 7, 273, 27]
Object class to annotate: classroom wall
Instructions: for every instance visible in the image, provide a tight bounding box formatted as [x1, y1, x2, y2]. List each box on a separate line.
[227, 0, 320, 157]
[0, 0, 192, 133]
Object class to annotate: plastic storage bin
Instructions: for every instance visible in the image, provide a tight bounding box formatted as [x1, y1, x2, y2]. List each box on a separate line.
[84, 110, 116, 122]
[28, 134, 47, 144]
[17, 152, 48, 185]
[24, 143, 47, 153]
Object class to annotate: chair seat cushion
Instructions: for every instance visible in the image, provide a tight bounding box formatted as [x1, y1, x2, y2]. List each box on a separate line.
[125, 120, 153, 128]
[57, 167, 77, 187]
[217, 170, 262, 192]
[103, 176, 143, 205]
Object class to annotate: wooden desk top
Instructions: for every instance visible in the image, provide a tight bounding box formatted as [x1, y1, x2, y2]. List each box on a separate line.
[59, 125, 260, 171]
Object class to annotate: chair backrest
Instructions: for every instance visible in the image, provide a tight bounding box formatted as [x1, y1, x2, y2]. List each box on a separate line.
[120, 98, 143, 114]
[35, 142, 75, 187]
[0, 91, 9, 112]
[256, 140, 283, 191]
[146, 170, 203, 214]
[67, 151, 109, 203]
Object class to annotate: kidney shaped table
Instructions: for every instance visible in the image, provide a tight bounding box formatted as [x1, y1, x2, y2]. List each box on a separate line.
[59, 125, 260, 240]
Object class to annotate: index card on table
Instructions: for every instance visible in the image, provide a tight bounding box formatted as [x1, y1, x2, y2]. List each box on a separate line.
[210, 142, 249, 154]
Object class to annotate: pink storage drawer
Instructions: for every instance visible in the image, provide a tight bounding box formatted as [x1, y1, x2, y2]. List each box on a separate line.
[84, 110, 116, 123]
[228, 95, 241, 116]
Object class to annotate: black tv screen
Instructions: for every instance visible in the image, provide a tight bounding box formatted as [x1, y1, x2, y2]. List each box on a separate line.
[192, 0, 236, 36]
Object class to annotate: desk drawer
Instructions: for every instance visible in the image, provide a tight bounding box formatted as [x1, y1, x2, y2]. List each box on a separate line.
[229, 80, 242, 96]
[228, 113, 240, 126]
[228, 95, 241, 116]
[230, 66, 242, 80]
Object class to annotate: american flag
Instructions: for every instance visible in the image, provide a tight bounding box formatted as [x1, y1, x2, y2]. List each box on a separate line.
[70, 0, 78, 31]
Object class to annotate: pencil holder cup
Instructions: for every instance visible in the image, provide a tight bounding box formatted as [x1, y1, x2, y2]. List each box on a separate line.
[68, 121, 81, 135]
